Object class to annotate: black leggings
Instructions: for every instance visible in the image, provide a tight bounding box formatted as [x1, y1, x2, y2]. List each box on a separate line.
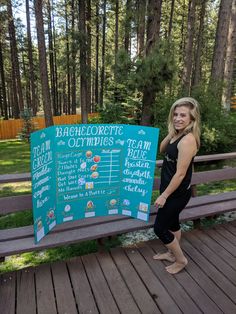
[153, 189, 191, 245]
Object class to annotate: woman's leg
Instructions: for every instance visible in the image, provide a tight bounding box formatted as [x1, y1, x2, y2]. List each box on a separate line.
[153, 204, 176, 262]
[165, 237, 188, 274]
[153, 192, 190, 266]
[153, 229, 181, 262]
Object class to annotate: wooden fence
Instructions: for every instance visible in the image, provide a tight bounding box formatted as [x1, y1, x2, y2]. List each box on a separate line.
[0, 113, 98, 140]
[231, 96, 236, 109]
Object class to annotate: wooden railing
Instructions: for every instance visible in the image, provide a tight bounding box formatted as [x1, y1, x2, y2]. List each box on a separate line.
[0, 113, 98, 140]
[0, 152, 236, 259]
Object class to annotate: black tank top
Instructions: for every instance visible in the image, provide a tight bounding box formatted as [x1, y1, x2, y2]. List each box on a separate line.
[160, 134, 193, 198]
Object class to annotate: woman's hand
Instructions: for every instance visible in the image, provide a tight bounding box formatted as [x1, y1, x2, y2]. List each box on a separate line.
[154, 194, 167, 208]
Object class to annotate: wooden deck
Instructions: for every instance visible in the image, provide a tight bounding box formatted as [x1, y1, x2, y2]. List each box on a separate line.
[1, 220, 236, 314]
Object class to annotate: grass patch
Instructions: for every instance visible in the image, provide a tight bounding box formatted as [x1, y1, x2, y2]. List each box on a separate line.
[0, 210, 33, 229]
[0, 140, 30, 174]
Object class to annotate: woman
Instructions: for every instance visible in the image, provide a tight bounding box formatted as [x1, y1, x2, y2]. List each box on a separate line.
[153, 97, 201, 274]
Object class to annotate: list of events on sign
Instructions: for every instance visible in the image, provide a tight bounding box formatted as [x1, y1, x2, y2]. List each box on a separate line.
[31, 124, 159, 243]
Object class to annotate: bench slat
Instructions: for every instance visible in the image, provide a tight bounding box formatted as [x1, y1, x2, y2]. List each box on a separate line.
[1, 197, 236, 257]
[1, 191, 236, 242]
[191, 168, 236, 185]
[0, 173, 31, 184]
[0, 194, 32, 215]
[180, 199, 236, 221]
[0, 216, 157, 256]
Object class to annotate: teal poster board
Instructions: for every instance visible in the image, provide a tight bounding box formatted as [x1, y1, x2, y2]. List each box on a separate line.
[30, 124, 159, 243]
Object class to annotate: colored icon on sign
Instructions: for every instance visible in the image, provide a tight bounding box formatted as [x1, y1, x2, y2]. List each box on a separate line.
[86, 151, 92, 158]
[110, 199, 117, 206]
[123, 199, 130, 206]
[64, 205, 71, 212]
[93, 155, 101, 163]
[91, 171, 99, 179]
[90, 164, 98, 171]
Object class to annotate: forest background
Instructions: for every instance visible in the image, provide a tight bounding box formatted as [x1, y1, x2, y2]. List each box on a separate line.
[0, 0, 236, 154]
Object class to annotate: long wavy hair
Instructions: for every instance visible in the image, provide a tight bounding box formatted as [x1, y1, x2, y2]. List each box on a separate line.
[168, 97, 201, 149]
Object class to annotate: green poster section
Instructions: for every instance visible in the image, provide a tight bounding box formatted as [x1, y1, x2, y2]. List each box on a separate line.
[31, 124, 159, 243]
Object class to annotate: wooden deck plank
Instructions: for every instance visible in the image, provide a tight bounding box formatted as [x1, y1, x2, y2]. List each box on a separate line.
[185, 231, 236, 285]
[185, 231, 236, 299]
[51, 261, 77, 314]
[81, 253, 120, 314]
[136, 244, 202, 313]
[203, 228, 236, 257]
[67, 257, 99, 314]
[0, 272, 16, 314]
[2, 222, 236, 314]
[35, 264, 57, 314]
[125, 246, 182, 314]
[192, 229, 236, 270]
[182, 235, 236, 312]
[149, 239, 223, 314]
[96, 251, 141, 313]
[215, 224, 236, 245]
[223, 221, 236, 236]
[180, 239, 235, 314]
[110, 247, 161, 314]
[16, 268, 36, 314]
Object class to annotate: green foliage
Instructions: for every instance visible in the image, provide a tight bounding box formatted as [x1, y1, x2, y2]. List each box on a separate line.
[152, 83, 236, 155]
[18, 109, 37, 143]
[191, 84, 236, 153]
[133, 41, 176, 93]
[102, 41, 176, 125]
[101, 49, 141, 124]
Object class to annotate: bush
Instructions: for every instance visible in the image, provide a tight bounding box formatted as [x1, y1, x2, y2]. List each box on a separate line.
[152, 86, 236, 155]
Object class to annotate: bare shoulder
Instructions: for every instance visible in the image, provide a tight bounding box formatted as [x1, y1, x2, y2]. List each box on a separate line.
[180, 133, 196, 145]
[178, 133, 197, 154]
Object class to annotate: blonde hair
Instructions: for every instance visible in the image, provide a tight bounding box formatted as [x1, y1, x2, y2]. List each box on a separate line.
[168, 97, 201, 149]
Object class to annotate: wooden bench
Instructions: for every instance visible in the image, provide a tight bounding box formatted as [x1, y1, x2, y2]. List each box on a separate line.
[0, 152, 236, 261]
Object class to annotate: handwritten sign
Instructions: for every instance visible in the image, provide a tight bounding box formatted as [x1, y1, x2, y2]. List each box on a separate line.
[30, 124, 159, 243]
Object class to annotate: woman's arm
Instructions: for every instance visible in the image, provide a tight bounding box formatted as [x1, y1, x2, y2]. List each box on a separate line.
[155, 133, 197, 207]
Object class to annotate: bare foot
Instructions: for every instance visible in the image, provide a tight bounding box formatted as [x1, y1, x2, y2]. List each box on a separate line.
[165, 258, 188, 274]
[153, 251, 176, 262]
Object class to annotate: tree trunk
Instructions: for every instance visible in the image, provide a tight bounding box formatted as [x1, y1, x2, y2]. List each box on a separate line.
[124, 0, 132, 53]
[7, 0, 24, 114]
[211, 0, 232, 82]
[52, 9, 59, 115]
[95, 1, 99, 107]
[182, 0, 196, 95]
[115, 0, 119, 58]
[100, 0, 107, 108]
[192, 0, 206, 88]
[137, 0, 146, 56]
[86, 0, 92, 114]
[222, 0, 236, 110]
[0, 34, 8, 119]
[141, 0, 162, 126]
[26, 0, 37, 115]
[34, 0, 54, 127]
[71, 0, 77, 115]
[79, 0, 88, 123]
[65, 0, 71, 114]
[168, 0, 175, 38]
[47, 0, 57, 116]
[145, 0, 162, 56]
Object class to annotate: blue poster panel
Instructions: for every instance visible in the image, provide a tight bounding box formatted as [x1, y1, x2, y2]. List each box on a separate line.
[30, 124, 159, 243]
[30, 127, 56, 242]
